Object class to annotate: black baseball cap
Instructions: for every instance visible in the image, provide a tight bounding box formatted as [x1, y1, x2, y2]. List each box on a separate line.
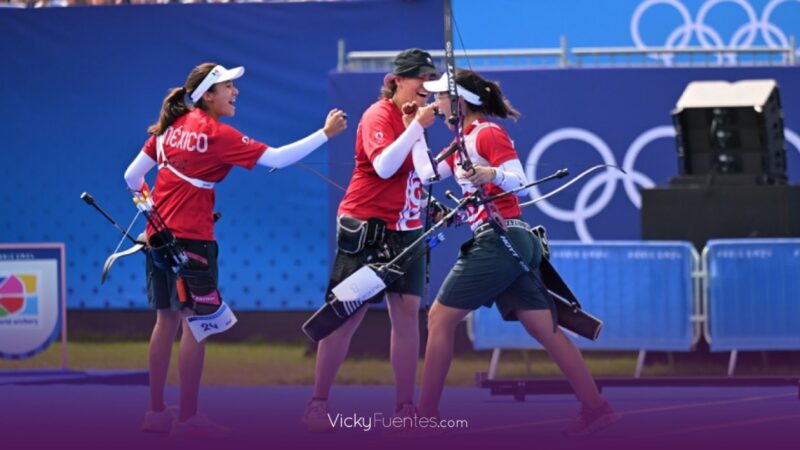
[392, 48, 438, 77]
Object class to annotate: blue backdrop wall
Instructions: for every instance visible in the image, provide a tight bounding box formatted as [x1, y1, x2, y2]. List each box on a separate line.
[0, 1, 443, 311]
[2, 1, 799, 311]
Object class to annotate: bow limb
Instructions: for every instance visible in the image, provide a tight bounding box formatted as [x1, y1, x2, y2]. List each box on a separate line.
[519, 164, 626, 209]
[101, 235, 146, 284]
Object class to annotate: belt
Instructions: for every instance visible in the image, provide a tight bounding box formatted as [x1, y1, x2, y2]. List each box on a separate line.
[474, 218, 529, 237]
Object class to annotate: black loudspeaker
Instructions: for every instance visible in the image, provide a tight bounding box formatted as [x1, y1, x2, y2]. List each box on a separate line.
[671, 79, 786, 185]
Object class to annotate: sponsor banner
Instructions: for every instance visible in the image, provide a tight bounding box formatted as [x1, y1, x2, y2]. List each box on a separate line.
[0, 244, 66, 363]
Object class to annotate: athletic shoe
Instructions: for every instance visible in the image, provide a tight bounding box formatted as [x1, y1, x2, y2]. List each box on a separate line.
[140, 406, 176, 433]
[302, 399, 334, 433]
[394, 402, 419, 420]
[169, 413, 231, 438]
[384, 402, 419, 433]
[561, 401, 621, 436]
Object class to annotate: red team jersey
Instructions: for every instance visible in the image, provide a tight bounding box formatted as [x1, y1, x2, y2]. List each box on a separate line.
[338, 98, 423, 231]
[141, 108, 268, 241]
[444, 119, 522, 230]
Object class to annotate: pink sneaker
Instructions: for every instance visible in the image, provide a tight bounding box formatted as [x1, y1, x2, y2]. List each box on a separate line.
[384, 402, 419, 433]
[169, 413, 231, 438]
[302, 400, 334, 433]
[561, 401, 621, 436]
[140, 406, 176, 433]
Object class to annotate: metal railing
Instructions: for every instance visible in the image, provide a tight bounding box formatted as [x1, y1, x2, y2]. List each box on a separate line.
[338, 37, 568, 71]
[338, 35, 798, 70]
[573, 38, 797, 67]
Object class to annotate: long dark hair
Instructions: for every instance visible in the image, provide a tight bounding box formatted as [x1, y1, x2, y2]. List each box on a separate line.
[456, 69, 520, 120]
[147, 62, 217, 135]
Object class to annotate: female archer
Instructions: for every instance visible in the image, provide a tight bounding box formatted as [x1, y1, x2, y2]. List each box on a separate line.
[125, 62, 346, 437]
[414, 69, 619, 436]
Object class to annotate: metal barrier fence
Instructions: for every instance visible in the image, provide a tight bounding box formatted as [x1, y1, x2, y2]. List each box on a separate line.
[704, 239, 800, 375]
[468, 241, 700, 378]
[338, 37, 798, 70]
[470, 239, 800, 379]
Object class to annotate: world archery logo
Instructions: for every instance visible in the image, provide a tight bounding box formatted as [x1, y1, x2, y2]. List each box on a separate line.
[0, 274, 39, 326]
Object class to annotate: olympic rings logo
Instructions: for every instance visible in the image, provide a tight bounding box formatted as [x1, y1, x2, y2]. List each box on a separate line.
[525, 126, 800, 242]
[631, 0, 800, 64]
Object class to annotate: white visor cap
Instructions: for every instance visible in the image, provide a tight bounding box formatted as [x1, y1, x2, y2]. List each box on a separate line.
[423, 73, 482, 106]
[190, 65, 245, 103]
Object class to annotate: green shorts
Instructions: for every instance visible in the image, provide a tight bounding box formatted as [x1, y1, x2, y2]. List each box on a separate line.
[326, 228, 426, 302]
[437, 223, 550, 320]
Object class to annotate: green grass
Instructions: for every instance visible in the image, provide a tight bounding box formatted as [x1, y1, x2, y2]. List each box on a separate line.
[2, 342, 798, 385]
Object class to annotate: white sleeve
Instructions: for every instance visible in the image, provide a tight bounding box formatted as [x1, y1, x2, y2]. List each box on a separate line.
[256, 129, 328, 169]
[124, 151, 157, 190]
[491, 159, 528, 194]
[371, 120, 425, 179]
[412, 135, 452, 184]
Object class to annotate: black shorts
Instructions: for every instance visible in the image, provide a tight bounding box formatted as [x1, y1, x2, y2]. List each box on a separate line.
[146, 239, 219, 311]
[325, 228, 426, 304]
[437, 224, 551, 320]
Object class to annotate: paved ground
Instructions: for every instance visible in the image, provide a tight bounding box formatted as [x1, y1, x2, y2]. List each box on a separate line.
[2, 377, 798, 450]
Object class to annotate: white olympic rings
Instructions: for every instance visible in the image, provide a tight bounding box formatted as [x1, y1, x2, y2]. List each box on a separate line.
[631, 0, 800, 64]
[525, 125, 800, 242]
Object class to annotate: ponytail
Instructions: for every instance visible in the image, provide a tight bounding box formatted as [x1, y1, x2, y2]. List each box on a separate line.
[456, 69, 520, 121]
[146, 62, 218, 135]
[479, 79, 520, 120]
[147, 87, 190, 135]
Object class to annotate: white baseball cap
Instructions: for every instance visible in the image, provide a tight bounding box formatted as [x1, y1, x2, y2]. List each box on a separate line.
[190, 65, 245, 103]
[423, 73, 482, 106]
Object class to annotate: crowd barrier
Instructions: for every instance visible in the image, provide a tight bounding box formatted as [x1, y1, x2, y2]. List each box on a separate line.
[704, 239, 800, 375]
[470, 239, 800, 378]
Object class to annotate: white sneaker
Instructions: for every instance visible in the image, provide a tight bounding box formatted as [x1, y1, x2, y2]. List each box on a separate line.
[140, 407, 176, 433]
[302, 400, 334, 433]
[169, 413, 231, 438]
